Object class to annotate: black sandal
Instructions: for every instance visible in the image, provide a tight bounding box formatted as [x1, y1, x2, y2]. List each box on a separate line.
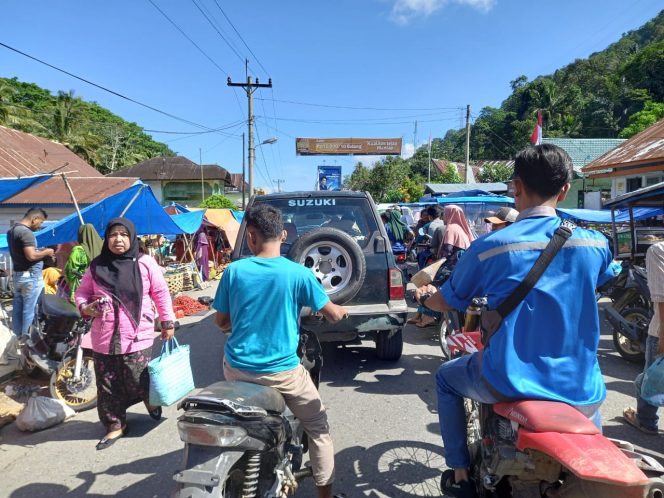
[441, 469, 478, 498]
[96, 426, 128, 451]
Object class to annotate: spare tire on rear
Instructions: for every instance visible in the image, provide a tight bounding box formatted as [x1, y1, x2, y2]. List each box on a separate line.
[287, 227, 366, 304]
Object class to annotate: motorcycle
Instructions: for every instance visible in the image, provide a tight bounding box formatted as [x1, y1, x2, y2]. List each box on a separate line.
[173, 330, 323, 497]
[20, 293, 98, 412]
[440, 323, 664, 498]
[602, 260, 651, 363]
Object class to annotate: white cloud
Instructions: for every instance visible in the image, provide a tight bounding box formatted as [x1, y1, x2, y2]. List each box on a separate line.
[390, 0, 495, 24]
[402, 142, 416, 159]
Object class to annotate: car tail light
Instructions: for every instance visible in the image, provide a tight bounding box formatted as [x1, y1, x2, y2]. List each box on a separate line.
[177, 421, 247, 447]
[389, 268, 405, 300]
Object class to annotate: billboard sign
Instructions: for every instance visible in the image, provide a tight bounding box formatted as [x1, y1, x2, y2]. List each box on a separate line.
[297, 138, 402, 156]
[317, 166, 342, 191]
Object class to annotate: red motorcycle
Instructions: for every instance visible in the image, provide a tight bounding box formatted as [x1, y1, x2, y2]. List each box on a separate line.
[441, 325, 664, 497]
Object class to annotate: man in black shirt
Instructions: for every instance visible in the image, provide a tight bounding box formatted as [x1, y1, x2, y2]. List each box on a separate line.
[7, 208, 54, 343]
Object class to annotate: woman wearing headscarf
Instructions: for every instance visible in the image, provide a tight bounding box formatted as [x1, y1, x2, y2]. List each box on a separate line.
[75, 218, 175, 450]
[64, 224, 103, 300]
[412, 205, 476, 328]
[438, 205, 475, 267]
[382, 209, 412, 253]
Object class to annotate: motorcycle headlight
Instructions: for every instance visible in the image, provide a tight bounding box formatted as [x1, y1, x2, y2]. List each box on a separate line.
[177, 421, 247, 447]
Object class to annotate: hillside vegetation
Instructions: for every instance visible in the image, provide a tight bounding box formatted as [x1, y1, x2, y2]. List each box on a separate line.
[0, 77, 173, 173]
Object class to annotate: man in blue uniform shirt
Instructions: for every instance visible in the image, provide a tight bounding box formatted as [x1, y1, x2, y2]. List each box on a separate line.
[415, 144, 618, 498]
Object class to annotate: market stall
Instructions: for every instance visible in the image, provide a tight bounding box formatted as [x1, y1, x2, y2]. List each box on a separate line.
[604, 182, 664, 259]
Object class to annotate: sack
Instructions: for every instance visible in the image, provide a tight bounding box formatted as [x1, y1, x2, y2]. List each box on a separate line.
[642, 356, 664, 407]
[410, 258, 445, 288]
[16, 395, 76, 432]
[148, 338, 195, 406]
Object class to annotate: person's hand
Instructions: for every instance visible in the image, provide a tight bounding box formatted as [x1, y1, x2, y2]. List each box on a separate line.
[414, 284, 437, 301]
[81, 299, 102, 318]
[161, 327, 175, 341]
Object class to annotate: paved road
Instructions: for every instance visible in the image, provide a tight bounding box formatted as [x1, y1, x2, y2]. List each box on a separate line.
[0, 287, 661, 497]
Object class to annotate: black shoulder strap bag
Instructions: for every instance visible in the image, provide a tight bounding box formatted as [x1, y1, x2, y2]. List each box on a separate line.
[480, 219, 576, 345]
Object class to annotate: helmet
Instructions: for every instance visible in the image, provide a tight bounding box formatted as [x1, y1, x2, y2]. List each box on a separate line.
[642, 357, 664, 407]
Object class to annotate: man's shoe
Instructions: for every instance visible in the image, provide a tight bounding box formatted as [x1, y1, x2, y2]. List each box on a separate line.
[441, 469, 479, 498]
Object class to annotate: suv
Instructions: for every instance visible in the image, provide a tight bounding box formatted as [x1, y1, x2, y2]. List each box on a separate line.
[233, 190, 408, 360]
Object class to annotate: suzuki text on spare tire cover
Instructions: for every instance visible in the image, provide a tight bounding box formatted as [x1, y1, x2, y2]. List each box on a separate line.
[232, 191, 408, 361]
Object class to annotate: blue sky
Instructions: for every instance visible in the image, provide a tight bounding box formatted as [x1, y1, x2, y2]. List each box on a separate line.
[1, 0, 662, 192]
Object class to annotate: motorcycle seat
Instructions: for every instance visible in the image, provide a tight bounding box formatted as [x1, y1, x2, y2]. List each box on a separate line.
[194, 381, 286, 414]
[494, 400, 600, 435]
[41, 294, 80, 319]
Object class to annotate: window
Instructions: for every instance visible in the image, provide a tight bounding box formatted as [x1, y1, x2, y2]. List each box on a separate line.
[627, 177, 642, 192]
[645, 176, 663, 187]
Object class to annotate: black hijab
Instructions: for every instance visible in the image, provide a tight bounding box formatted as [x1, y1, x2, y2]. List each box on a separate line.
[91, 217, 143, 328]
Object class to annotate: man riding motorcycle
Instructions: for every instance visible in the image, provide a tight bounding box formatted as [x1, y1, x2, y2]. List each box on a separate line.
[212, 204, 347, 498]
[415, 144, 619, 498]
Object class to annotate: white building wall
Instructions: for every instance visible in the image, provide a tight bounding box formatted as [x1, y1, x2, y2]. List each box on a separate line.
[144, 181, 163, 203]
[0, 207, 75, 236]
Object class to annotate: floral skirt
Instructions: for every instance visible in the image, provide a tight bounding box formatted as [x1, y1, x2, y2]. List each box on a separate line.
[93, 348, 151, 432]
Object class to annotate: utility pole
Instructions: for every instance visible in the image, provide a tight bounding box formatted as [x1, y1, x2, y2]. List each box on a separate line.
[413, 120, 418, 154]
[272, 179, 285, 193]
[199, 148, 205, 202]
[228, 71, 272, 199]
[464, 104, 471, 183]
[241, 133, 246, 210]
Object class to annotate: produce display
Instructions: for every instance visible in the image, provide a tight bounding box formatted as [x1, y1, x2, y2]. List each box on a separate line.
[173, 296, 209, 316]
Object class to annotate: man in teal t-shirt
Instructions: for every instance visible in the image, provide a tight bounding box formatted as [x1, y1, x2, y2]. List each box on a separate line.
[213, 203, 347, 498]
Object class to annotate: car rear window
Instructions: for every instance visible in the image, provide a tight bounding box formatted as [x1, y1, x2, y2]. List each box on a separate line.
[240, 196, 379, 257]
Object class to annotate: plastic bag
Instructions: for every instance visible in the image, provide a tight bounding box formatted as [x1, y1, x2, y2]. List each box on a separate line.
[16, 395, 76, 432]
[642, 357, 664, 407]
[148, 338, 195, 407]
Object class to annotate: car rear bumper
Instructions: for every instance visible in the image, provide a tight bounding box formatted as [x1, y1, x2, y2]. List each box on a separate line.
[300, 300, 408, 342]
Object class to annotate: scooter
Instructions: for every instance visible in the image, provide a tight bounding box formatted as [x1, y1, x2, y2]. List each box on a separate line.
[21, 294, 98, 411]
[173, 330, 323, 497]
[440, 321, 664, 497]
[602, 260, 651, 363]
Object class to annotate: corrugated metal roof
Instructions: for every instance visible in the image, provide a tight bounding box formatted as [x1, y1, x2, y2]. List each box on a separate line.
[1, 176, 137, 206]
[0, 125, 102, 177]
[424, 182, 508, 194]
[582, 118, 664, 173]
[543, 138, 625, 172]
[108, 156, 232, 183]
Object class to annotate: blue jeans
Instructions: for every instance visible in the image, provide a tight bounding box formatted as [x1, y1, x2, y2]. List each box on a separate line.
[12, 269, 43, 337]
[417, 249, 432, 269]
[636, 335, 660, 430]
[436, 353, 602, 469]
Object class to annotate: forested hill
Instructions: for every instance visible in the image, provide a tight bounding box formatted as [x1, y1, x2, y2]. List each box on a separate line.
[436, 9, 664, 162]
[0, 77, 174, 174]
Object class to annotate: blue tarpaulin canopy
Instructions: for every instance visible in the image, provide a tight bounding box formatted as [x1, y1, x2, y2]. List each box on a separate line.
[30, 182, 186, 247]
[557, 207, 663, 224]
[0, 175, 52, 202]
[170, 210, 205, 234]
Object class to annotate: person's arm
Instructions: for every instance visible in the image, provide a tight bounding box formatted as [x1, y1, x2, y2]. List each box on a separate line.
[22, 245, 55, 262]
[319, 301, 347, 322]
[144, 257, 176, 340]
[657, 301, 664, 356]
[212, 267, 232, 332]
[214, 312, 232, 331]
[414, 283, 454, 312]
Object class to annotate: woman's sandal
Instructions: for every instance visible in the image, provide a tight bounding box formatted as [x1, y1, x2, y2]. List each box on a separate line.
[96, 426, 128, 450]
[622, 407, 659, 435]
[148, 406, 162, 421]
[406, 315, 422, 325]
[416, 317, 436, 328]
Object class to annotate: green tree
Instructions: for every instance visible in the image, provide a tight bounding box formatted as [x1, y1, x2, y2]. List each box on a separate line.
[622, 40, 664, 101]
[477, 162, 514, 183]
[199, 194, 236, 209]
[619, 101, 664, 138]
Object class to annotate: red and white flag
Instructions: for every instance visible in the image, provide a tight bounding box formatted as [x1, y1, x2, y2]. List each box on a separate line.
[530, 110, 542, 145]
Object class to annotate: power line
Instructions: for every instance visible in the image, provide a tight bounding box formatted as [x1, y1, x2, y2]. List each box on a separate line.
[147, 0, 229, 77]
[190, 0, 245, 64]
[212, 0, 270, 78]
[0, 40, 218, 131]
[255, 97, 464, 112]
[257, 115, 463, 125]
[258, 89, 284, 181]
[253, 123, 274, 188]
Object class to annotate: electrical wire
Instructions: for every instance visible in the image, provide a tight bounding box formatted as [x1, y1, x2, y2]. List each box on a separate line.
[0, 41, 219, 132]
[255, 97, 464, 112]
[252, 123, 274, 188]
[212, 0, 270, 78]
[190, 0, 245, 64]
